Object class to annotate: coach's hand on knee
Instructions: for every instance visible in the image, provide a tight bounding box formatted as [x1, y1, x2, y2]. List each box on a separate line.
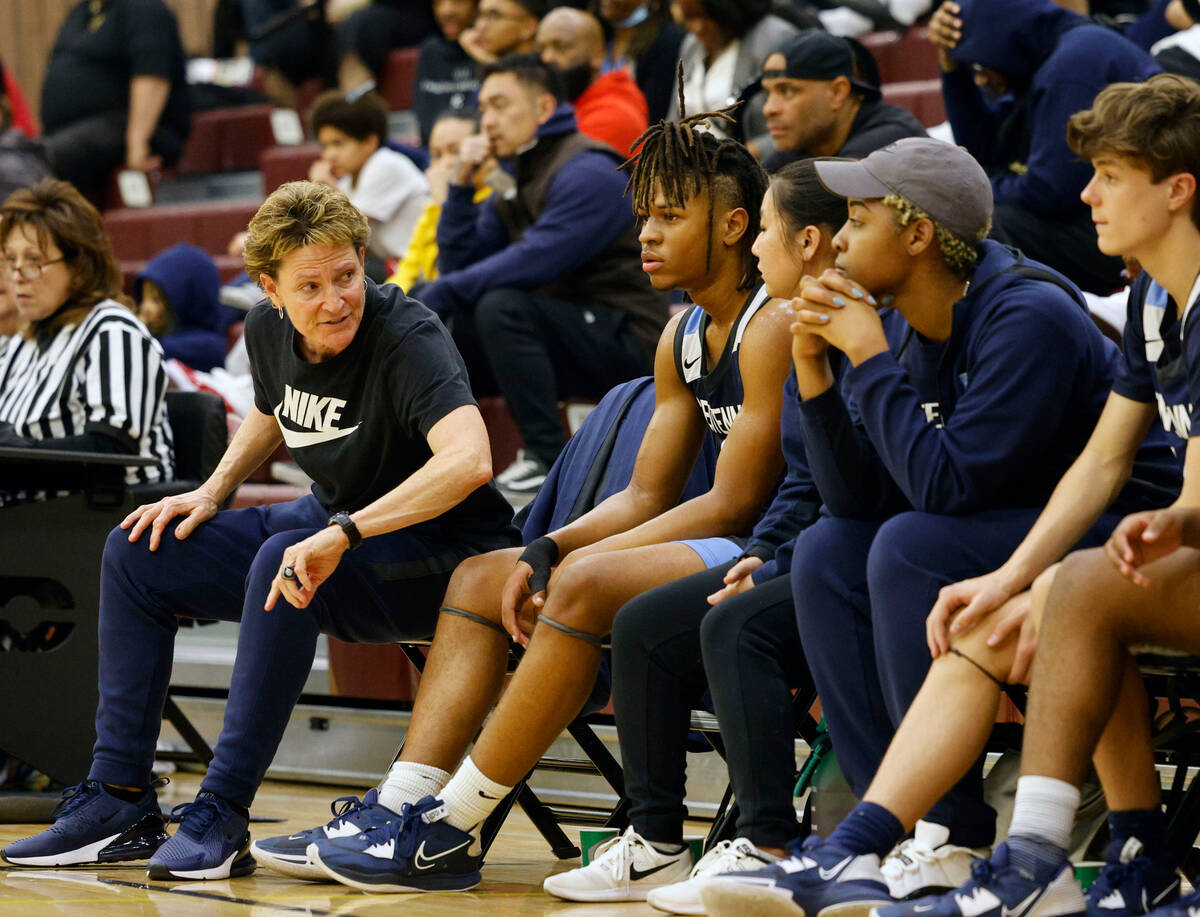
[265, 528, 348, 611]
[975, 591, 1036, 684]
[927, 569, 1015, 657]
[121, 489, 220, 551]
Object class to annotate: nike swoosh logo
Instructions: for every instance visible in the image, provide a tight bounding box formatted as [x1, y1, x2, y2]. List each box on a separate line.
[1008, 887, 1045, 916]
[913, 906, 936, 913]
[288, 833, 306, 840]
[478, 791, 501, 800]
[273, 404, 361, 448]
[630, 862, 676, 882]
[413, 838, 472, 870]
[683, 356, 700, 371]
[97, 813, 116, 825]
[818, 857, 852, 880]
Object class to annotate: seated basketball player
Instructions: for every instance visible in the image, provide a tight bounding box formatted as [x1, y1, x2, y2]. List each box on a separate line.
[701, 80, 1193, 917]
[249, 101, 796, 892]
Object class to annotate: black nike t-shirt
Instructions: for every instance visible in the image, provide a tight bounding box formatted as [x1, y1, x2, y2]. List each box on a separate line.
[245, 280, 515, 540]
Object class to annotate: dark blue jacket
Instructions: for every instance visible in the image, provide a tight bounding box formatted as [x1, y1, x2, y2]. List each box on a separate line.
[944, 0, 1160, 217]
[745, 371, 823, 584]
[797, 241, 1179, 518]
[420, 105, 638, 319]
[136, 243, 226, 373]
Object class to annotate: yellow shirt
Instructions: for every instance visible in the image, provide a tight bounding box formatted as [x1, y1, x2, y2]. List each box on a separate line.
[388, 185, 493, 291]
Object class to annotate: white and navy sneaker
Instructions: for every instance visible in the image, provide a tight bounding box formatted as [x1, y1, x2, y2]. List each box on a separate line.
[496, 450, 549, 495]
[543, 826, 693, 902]
[1086, 838, 1180, 917]
[309, 795, 482, 893]
[147, 791, 255, 880]
[1, 780, 168, 867]
[882, 821, 984, 900]
[648, 836, 780, 914]
[251, 789, 396, 880]
[701, 835, 894, 917]
[871, 842, 1085, 917]
[1138, 886, 1200, 917]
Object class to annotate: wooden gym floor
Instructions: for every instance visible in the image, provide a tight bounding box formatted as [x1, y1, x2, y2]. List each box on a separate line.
[0, 773, 694, 915]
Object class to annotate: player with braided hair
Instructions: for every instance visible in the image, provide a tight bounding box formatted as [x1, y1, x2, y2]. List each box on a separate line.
[252, 95, 797, 896]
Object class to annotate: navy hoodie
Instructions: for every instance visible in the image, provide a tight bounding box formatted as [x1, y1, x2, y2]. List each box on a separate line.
[796, 241, 1181, 519]
[420, 105, 638, 318]
[136, 243, 226, 373]
[945, 0, 1160, 217]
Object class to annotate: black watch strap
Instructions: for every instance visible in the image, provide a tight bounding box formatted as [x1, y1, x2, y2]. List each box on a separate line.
[328, 511, 363, 550]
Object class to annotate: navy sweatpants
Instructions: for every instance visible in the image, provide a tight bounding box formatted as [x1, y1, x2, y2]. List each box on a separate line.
[89, 495, 515, 806]
[791, 509, 1121, 848]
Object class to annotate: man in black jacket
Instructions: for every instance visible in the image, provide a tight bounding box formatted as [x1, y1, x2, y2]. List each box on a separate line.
[756, 30, 926, 172]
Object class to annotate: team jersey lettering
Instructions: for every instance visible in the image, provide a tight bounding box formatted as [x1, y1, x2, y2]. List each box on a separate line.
[698, 399, 740, 438]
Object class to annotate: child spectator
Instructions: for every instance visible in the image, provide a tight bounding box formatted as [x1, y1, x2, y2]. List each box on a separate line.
[135, 243, 227, 373]
[307, 90, 431, 280]
[388, 112, 496, 291]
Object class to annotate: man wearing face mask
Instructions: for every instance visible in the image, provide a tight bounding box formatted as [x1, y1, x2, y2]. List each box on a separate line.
[929, 0, 1160, 294]
[536, 6, 648, 155]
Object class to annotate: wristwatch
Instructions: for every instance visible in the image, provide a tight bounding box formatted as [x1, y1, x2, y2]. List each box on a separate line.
[327, 511, 363, 550]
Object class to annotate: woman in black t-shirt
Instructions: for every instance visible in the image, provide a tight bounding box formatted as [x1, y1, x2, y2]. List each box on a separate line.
[3, 180, 517, 879]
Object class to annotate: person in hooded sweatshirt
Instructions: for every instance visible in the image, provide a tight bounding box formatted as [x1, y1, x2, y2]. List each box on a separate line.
[418, 53, 669, 493]
[135, 243, 227, 373]
[695, 137, 1181, 917]
[927, 0, 1160, 295]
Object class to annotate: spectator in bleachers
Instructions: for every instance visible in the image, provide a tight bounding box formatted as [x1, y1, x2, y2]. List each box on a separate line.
[0, 85, 49, 204]
[307, 90, 431, 281]
[135, 243, 227, 374]
[0, 179, 519, 877]
[460, 0, 547, 64]
[669, 0, 799, 150]
[40, 0, 191, 200]
[388, 112, 498, 290]
[334, 1, 438, 93]
[677, 137, 1175, 916]
[592, 0, 687, 123]
[756, 30, 926, 171]
[419, 55, 669, 492]
[929, 0, 1161, 294]
[0, 179, 173, 503]
[545, 158, 841, 907]
[536, 6, 649, 153]
[415, 0, 483, 145]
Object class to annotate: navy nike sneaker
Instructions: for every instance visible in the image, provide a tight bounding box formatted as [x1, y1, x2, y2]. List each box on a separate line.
[1086, 838, 1180, 917]
[870, 843, 1086, 917]
[147, 790, 255, 880]
[701, 834, 894, 917]
[309, 795, 482, 893]
[251, 789, 396, 880]
[2, 780, 168, 867]
[1138, 886, 1200, 917]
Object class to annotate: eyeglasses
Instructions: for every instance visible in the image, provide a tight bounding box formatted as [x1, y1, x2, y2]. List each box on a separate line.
[3, 257, 65, 280]
[476, 7, 528, 23]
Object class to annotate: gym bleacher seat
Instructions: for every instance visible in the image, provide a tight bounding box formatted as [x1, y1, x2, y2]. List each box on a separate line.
[882, 78, 947, 128]
[104, 200, 260, 262]
[862, 27, 940, 84]
[378, 47, 421, 111]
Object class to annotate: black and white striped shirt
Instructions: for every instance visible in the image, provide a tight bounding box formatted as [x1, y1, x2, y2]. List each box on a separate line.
[0, 300, 174, 488]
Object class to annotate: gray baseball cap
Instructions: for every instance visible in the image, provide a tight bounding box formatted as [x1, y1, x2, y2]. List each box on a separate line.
[813, 137, 993, 243]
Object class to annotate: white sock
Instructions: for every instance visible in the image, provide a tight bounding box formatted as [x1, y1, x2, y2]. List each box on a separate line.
[439, 756, 513, 834]
[377, 761, 451, 813]
[1008, 776, 1080, 850]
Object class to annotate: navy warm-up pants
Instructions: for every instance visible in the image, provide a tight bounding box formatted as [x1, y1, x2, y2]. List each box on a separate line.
[791, 509, 1121, 848]
[88, 495, 514, 807]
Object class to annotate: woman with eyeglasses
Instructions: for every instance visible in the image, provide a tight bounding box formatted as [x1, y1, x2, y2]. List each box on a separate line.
[0, 178, 173, 504]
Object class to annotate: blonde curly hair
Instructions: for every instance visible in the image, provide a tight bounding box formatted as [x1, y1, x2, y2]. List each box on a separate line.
[242, 181, 370, 285]
[882, 194, 987, 278]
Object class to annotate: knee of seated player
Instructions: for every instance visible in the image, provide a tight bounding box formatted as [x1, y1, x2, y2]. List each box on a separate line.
[1026, 562, 1061, 633]
[944, 611, 1015, 681]
[1042, 547, 1125, 632]
[540, 553, 615, 636]
[442, 547, 521, 621]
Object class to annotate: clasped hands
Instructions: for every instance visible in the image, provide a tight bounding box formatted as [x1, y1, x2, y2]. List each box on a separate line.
[789, 269, 891, 366]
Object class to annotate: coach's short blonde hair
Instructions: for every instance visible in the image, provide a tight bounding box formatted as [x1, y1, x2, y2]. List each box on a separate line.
[242, 181, 370, 284]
